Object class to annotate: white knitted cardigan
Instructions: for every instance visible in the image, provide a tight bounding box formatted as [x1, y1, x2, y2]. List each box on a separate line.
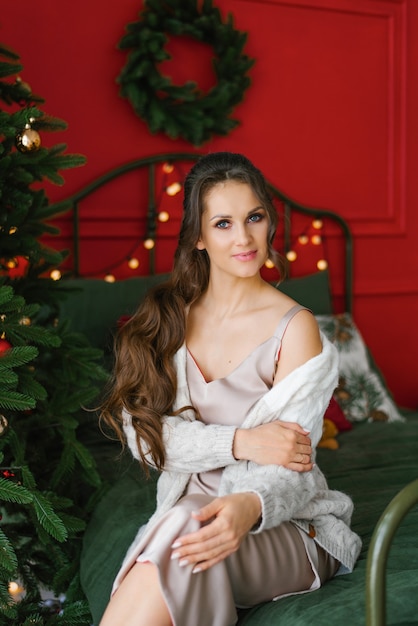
[114, 333, 361, 591]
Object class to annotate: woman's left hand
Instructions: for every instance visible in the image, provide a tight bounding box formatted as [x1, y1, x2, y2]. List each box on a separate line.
[170, 493, 261, 573]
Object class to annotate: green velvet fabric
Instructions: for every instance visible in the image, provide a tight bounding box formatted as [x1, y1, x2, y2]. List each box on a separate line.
[277, 269, 332, 314]
[58, 274, 171, 350]
[80, 415, 418, 625]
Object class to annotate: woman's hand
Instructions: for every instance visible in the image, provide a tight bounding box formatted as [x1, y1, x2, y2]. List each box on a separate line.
[233, 421, 313, 471]
[170, 493, 261, 573]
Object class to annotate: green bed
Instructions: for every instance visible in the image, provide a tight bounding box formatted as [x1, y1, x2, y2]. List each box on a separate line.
[55, 154, 418, 625]
[80, 415, 418, 625]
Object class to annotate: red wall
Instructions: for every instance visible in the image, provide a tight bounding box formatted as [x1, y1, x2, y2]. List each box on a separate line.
[2, 0, 418, 408]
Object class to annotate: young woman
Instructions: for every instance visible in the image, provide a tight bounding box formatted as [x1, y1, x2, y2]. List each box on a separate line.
[99, 152, 361, 626]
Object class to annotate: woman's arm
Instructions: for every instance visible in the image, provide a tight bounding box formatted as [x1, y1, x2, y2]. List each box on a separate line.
[123, 413, 313, 473]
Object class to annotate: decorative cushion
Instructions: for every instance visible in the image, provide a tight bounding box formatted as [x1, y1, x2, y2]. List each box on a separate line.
[58, 274, 171, 351]
[276, 270, 332, 315]
[316, 313, 404, 423]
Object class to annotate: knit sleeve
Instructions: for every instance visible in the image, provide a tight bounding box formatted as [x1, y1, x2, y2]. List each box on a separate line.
[123, 412, 237, 473]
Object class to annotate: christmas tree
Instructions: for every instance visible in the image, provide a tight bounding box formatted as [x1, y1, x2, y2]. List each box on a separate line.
[0, 43, 106, 624]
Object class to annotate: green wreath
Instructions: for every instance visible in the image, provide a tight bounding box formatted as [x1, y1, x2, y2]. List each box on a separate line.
[117, 0, 255, 146]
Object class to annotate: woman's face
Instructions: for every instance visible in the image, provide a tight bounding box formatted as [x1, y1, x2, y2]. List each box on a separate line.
[196, 180, 269, 280]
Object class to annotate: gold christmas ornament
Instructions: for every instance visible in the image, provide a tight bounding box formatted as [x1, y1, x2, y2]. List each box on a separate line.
[15, 122, 41, 153]
[15, 76, 32, 98]
[0, 414, 9, 436]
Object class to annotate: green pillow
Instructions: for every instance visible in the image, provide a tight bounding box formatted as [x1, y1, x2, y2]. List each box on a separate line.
[276, 270, 332, 314]
[58, 274, 170, 350]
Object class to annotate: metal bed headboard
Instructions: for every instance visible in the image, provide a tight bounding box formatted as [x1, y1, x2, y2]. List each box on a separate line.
[51, 152, 353, 314]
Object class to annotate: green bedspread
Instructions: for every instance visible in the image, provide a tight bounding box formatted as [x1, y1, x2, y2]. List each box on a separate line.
[80, 413, 418, 626]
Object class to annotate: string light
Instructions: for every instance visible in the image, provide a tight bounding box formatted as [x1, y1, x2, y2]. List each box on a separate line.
[158, 211, 170, 222]
[8, 582, 19, 594]
[165, 182, 182, 196]
[317, 259, 328, 270]
[9, 580, 25, 601]
[50, 269, 61, 281]
[127, 257, 140, 270]
[312, 219, 323, 229]
[6, 259, 17, 269]
[104, 274, 116, 283]
[8, 226, 18, 234]
[298, 235, 309, 245]
[286, 250, 297, 262]
[162, 162, 174, 174]
[311, 234, 322, 245]
[264, 259, 275, 269]
[143, 238, 155, 250]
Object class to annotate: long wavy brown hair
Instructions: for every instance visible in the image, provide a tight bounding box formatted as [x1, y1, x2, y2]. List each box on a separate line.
[100, 152, 286, 472]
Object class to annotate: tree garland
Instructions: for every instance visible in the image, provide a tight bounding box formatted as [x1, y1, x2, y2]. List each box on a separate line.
[117, 0, 255, 146]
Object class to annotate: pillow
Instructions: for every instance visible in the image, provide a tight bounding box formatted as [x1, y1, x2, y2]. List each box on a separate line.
[316, 313, 404, 423]
[58, 274, 171, 350]
[276, 270, 332, 315]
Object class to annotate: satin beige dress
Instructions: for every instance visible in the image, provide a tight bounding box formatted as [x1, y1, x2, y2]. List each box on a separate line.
[135, 305, 338, 626]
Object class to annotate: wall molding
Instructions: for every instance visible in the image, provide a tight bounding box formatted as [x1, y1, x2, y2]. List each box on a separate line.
[240, 0, 407, 237]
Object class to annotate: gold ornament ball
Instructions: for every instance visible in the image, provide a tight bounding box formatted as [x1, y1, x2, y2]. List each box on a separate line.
[16, 127, 41, 153]
[0, 414, 9, 436]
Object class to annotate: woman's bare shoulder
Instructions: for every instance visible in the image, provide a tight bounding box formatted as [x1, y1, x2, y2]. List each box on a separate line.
[273, 308, 322, 383]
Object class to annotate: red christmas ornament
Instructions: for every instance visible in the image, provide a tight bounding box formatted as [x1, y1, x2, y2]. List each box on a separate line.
[0, 338, 12, 354]
[7, 255, 29, 278]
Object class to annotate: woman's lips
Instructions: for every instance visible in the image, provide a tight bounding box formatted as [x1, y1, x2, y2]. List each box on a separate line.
[233, 250, 257, 261]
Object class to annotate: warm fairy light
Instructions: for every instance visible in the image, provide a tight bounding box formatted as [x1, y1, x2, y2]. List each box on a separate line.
[162, 162, 174, 173]
[158, 211, 170, 223]
[143, 238, 155, 250]
[286, 250, 297, 262]
[6, 259, 17, 269]
[298, 235, 309, 245]
[8, 580, 25, 602]
[104, 274, 116, 283]
[8, 226, 18, 235]
[50, 269, 61, 281]
[19, 316, 31, 326]
[311, 235, 322, 245]
[312, 219, 323, 229]
[128, 257, 140, 269]
[264, 259, 275, 269]
[166, 182, 182, 196]
[317, 259, 328, 271]
[8, 582, 19, 594]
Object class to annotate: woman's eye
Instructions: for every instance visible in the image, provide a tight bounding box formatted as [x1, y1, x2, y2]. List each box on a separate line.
[215, 220, 230, 229]
[248, 213, 264, 223]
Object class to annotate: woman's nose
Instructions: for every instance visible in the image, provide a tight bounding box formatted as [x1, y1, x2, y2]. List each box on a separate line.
[235, 223, 251, 245]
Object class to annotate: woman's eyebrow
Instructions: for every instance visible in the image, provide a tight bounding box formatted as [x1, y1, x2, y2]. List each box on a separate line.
[209, 207, 264, 222]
